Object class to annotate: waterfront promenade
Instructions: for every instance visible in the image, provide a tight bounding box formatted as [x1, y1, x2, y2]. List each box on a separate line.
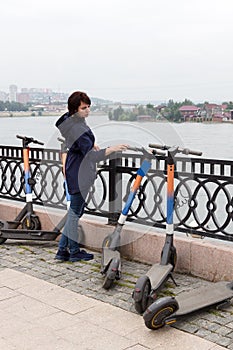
[1, 239, 233, 349]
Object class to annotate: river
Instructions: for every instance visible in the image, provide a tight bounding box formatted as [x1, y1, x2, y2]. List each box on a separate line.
[1, 114, 233, 161]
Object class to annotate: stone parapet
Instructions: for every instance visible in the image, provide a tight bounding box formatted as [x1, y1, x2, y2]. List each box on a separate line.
[0, 200, 232, 282]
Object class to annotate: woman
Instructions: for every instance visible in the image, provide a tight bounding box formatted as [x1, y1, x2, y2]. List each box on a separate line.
[55, 91, 128, 262]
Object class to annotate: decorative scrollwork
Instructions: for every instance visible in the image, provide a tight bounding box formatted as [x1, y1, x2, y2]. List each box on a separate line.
[1, 145, 233, 241]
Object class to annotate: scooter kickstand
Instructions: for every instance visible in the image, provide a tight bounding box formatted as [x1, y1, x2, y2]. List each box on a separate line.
[169, 273, 178, 287]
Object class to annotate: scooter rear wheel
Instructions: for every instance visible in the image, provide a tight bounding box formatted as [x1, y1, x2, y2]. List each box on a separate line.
[144, 306, 175, 330]
[0, 237, 7, 244]
[0, 221, 7, 244]
[102, 258, 120, 290]
[144, 297, 179, 330]
[133, 275, 151, 314]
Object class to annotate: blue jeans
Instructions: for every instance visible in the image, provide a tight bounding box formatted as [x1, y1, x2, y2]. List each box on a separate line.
[59, 190, 88, 254]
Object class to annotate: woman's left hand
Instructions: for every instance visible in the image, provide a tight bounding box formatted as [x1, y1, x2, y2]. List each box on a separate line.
[93, 143, 100, 151]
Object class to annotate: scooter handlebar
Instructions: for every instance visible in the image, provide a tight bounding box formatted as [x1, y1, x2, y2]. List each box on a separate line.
[148, 143, 168, 150]
[179, 148, 202, 156]
[16, 135, 44, 146]
[148, 143, 202, 156]
[57, 137, 65, 143]
[127, 146, 165, 157]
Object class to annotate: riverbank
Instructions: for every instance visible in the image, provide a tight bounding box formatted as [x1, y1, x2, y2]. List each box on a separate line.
[1, 110, 232, 123]
[0, 111, 108, 118]
[0, 111, 63, 118]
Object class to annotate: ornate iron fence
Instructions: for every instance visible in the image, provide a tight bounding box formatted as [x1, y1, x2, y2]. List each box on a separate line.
[0, 145, 233, 241]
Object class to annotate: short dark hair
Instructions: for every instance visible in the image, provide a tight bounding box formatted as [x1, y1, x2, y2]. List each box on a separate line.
[68, 91, 91, 116]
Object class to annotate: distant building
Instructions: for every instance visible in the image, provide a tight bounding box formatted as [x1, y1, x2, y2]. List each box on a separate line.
[178, 105, 200, 121]
[203, 103, 230, 122]
[108, 103, 137, 111]
[9, 84, 17, 102]
[155, 104, 166, 112]
[179, 103, 232, 123]
[17, 92, 30, 104]
[0, 91, 8, 102]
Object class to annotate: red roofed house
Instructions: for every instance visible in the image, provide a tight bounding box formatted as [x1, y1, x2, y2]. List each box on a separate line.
[204, 103, 230, 122]
[178, 105, 200, 121]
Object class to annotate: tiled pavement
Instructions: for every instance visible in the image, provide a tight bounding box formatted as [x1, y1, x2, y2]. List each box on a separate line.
[1, 240, 233, 349]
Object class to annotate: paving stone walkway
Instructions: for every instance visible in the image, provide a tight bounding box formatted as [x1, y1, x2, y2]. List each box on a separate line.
[1, 240, 233, 349]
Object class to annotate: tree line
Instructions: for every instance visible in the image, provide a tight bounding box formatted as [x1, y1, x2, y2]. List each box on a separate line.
[108, 99, 233, 122]
[0, 101, 28, 112]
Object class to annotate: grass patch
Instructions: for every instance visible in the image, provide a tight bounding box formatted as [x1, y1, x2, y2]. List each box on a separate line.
[90, 262, 101, 268]
[164, 281, 176, 289]
[208, 309, 223, 317]
[159, 289, 176, 297]
[115, 281, 134, 289]
[46, 250, 54, 254]
[91, 267, 100, 273]
[18, 246, 36, 254]
[123, 271, 139, 279]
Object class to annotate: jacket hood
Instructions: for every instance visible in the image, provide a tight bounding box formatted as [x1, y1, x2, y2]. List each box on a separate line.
[55, 112, 88, 149]
[55, 112, 69, 128]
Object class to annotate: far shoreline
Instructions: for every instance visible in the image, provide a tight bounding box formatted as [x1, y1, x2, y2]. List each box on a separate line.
[0, 111, 232, 124]
[0, 111, 108, 118]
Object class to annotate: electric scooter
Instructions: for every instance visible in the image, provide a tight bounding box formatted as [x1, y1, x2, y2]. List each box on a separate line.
[0, 135, 66, 243]
[141, 145, 233, 330]
[101, 146, 165, 289]
[132, 143, 202, 314]
[143, 280, 233, 330]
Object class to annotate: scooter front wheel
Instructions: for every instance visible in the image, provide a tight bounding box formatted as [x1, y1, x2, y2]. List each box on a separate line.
[22, 215, 41, 230]
[133, 275, 151, 314]
[143, 296, 179, 330]
[102, 258, 120, 290]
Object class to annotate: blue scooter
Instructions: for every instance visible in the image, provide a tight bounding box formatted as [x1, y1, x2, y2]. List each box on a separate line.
[101, 146, 164, 289]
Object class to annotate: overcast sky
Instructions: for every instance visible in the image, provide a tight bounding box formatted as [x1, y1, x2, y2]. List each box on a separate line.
[1, 0, 233, 103]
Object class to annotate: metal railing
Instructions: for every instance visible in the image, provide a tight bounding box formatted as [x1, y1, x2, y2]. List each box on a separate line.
[0, 145, 233, 241]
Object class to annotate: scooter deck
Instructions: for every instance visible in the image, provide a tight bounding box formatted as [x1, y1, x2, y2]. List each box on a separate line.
[175, 281, 233, 316]
[147, 263, 173, 290]
[0, 228, 59, 241]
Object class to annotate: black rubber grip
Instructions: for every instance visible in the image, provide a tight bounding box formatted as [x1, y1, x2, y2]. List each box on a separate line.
[148, 143, 169, 150]
[16, 135, 44, 145]
[34, 140, 44, 145]
[179, 148, 202, 156]
[152, 149, 166, 156]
